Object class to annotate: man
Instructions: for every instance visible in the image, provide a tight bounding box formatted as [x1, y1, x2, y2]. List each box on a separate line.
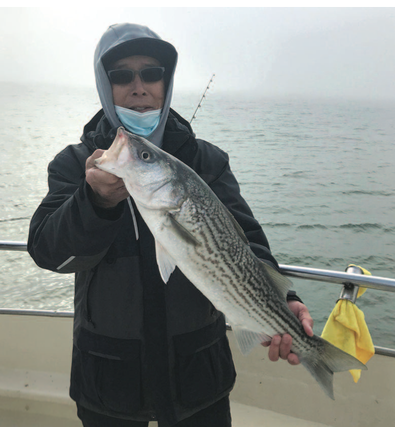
[28, 23, 313, 427]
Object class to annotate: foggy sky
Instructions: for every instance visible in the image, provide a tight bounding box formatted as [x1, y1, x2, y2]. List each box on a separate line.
[0, 7, 394, 100]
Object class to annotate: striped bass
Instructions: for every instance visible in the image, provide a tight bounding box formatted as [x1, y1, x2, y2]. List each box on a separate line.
[95, 127, 367, 400]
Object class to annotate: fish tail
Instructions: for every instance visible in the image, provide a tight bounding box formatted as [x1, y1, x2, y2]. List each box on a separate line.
[300, 336, 367, 400]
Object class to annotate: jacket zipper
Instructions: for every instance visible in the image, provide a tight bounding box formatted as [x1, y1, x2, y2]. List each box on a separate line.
[84, 267, 98, 328]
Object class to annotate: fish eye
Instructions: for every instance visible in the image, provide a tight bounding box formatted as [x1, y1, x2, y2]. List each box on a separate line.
[140, 151, 151, 161]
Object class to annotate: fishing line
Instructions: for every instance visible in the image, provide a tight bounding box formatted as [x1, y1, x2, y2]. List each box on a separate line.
[0, 217, 30, 223]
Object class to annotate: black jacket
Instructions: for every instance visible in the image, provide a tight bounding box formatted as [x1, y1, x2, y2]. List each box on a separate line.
[28, 110, 293, 426]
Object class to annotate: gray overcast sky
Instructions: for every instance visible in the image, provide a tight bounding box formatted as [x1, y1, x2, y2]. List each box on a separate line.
[0, 7, 394, 100]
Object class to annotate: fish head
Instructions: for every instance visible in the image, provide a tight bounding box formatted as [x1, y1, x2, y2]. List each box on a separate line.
[95, 127, 185, 210]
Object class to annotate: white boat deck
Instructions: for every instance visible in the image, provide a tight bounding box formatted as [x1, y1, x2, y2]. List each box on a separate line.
[0, 313, 394, 427]
[0, 363, 329, 427]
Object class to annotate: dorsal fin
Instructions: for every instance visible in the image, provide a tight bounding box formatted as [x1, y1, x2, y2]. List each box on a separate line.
[258, 260, 293, 300]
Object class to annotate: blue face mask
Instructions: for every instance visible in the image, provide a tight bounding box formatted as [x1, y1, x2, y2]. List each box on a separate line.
[115, 106, 161, 137]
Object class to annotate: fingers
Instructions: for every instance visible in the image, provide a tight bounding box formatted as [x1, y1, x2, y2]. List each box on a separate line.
[279, 334, 293, 360]
[86, 166, 121, 187]
[86, 149, 106, 170]
[287, 301, 314, 337]
[87, 179, 129, 208]
[297, 304, 314, 337]
[262, 302, 314, 366]
[287, 353, 300, 366]
[267, 335, 282, 361]
[302, 317, 314, 337]
[86, 150, 119, 186]
[262, 334, 301, 365]
[267, 334, 297, 363]
[85, 149, 129, 209]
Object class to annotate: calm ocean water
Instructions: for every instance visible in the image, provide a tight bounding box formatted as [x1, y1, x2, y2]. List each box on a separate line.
[0, 83, 394, 347]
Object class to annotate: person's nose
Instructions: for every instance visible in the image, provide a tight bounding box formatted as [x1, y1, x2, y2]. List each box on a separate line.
[130, 74, 146, 96]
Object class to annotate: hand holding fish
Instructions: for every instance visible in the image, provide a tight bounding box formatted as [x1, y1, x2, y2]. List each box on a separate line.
[86, 149, 130, 209]
[261, 301, 314, 365]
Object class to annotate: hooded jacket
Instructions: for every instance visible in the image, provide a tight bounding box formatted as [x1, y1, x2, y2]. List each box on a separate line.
[28, 24, 300, 426]
[94, 23, 177, 147]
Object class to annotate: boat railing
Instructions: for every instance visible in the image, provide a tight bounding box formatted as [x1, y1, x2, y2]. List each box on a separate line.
[0, 240, 28, 251]
[1, 240, 394, 357]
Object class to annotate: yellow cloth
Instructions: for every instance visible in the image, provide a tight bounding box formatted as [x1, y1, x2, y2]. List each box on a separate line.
[321, 265, 375, 382]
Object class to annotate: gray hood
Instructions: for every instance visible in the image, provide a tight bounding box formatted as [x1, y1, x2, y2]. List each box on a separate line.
[94, 23, 178, 147]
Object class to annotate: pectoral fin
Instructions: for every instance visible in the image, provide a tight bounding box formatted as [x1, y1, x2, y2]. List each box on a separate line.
[155, 240, 177, 283]
[167, 212, 200, 246]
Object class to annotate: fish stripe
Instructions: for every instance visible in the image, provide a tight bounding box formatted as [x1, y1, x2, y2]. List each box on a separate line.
[186, 206, 314, 355]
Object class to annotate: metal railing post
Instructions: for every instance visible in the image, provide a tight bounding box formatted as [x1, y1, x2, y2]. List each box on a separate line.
[339, 265, 363, 303]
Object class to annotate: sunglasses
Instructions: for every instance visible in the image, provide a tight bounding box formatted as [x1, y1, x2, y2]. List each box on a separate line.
[107, 67, 165, 85]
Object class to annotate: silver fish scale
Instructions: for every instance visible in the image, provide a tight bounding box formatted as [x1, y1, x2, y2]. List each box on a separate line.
[177, 186, 317, 357]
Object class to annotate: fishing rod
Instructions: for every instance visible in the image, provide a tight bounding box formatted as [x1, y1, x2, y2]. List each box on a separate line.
[189, 74, 215, 124]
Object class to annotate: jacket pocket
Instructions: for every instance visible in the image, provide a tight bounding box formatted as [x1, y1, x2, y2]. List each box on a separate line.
[173, 317, 236, 407]
[72, 327, 142, 414]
